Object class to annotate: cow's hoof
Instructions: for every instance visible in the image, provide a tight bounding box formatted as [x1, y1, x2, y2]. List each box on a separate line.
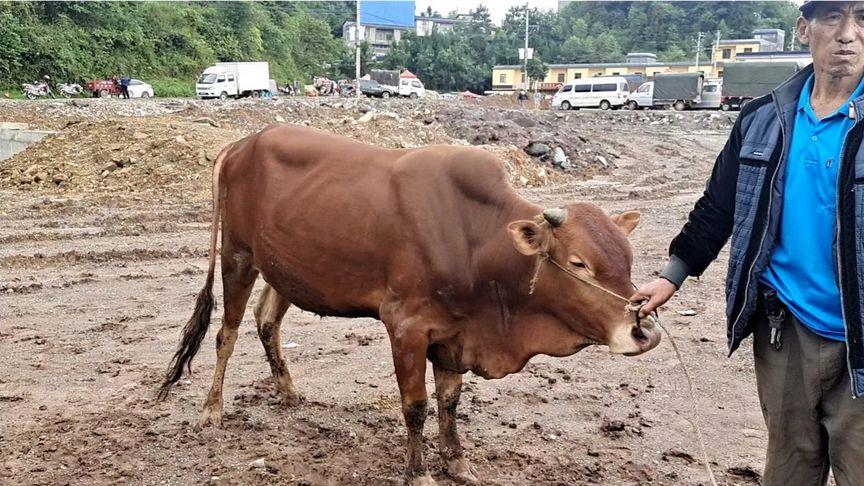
[407, 473, 438, 486]
[281, 392, 304, 407]
[446, 458, 479, 484]
[196, 406, 223, 430]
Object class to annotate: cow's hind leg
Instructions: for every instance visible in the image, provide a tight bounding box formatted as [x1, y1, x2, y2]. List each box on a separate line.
[199, 248, 258, 428]
[253, 283, 302, 406]
[433, 365, 478, 484]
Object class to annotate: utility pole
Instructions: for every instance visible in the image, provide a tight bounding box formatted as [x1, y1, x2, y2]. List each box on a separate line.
[695, 32, 704, 73]
[712, 30, 721, 74]
[355, 0, 361, 99]
[523, 3, 530, 91]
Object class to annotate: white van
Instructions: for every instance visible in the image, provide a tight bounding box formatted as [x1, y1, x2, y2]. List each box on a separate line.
[552, 76, 630, 110]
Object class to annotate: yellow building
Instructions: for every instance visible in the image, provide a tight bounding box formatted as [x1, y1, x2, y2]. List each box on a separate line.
[492, 53, 719, 92]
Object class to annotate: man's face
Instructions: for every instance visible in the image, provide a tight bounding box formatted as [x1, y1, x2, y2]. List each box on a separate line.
[798, 2, 864, 78]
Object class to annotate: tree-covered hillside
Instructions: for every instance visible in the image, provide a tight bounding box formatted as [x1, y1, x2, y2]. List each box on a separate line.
[0, 1, 802, 95]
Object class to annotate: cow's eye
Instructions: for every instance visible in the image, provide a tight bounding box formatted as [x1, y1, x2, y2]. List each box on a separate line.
[570, 260, 587, 269]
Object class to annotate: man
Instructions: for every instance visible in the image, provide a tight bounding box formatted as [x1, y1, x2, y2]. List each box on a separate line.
[632, 2, 864, 484]
[518, 89, 528, 108]
[533, 89, 543, 109]
[120, 75, 131, 99]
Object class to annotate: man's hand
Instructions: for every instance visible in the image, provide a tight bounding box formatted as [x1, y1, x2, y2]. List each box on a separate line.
[630, 278, 678, 318]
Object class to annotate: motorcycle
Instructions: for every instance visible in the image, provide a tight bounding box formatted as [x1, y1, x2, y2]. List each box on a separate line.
[22, 82, 52, 100]
[57, 83, 83, 98]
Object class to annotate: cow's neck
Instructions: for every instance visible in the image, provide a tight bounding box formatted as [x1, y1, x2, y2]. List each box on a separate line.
[434, 199, 593, 378]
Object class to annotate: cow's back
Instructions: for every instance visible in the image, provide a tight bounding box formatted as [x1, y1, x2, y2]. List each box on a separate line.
[219, 124, 525, 318]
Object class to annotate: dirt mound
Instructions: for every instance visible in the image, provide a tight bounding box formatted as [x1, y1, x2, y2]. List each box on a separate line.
[0, 99, 591, 203]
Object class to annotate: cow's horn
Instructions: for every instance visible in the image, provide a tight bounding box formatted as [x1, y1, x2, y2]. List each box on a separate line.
[542, 208, 567, 227]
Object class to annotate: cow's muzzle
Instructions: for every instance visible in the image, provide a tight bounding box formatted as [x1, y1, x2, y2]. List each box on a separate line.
[608, 312, 662, 356]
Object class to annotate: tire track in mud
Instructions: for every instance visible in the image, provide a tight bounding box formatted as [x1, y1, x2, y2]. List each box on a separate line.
[0, 247, 208, 270]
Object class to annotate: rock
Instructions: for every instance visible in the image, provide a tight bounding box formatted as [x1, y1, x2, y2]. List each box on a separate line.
[18, 175, 34, 185]
[24, 164, 41, 175]
[423, 117, 434, 125]
[174, 135, 188, 145]
[678, 309, 698, 316]
[524, 142, 551, 157]
[357, 111, 375, 123]
[52, 173, 68, 184]
[132, 131, 148, 140]
[595, 155, 608, 167]
[358, 105, 373, 114]
[193, 117, 221, 128]
[249, 458, 266, 469]
[553, 147, 571, 169]
[512, 116, 537, 128]
[33, 172, 48, 183]
[101, 162, 118, 174]
[275, 115, 285, 123]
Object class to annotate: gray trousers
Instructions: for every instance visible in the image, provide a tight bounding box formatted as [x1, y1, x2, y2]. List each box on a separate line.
[752, 310, 864, 485]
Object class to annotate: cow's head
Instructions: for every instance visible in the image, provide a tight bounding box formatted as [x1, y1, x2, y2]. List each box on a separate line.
[507, 203, 660, 356]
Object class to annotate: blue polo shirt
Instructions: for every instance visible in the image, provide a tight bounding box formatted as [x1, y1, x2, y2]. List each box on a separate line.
[761, 74, 864, 342]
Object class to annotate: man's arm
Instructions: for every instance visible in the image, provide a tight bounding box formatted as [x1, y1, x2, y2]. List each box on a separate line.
[633, 110, 747, 315]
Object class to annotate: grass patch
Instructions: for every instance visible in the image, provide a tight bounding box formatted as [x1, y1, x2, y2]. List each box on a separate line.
[150, 78, 195, 98]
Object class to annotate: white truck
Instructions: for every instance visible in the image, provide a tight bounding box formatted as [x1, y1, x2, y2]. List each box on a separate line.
[369, 70, 426, 98]
[196, 62, 271, 100]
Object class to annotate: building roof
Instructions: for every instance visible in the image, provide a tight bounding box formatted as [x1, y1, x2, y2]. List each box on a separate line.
[717, 38, 772, 45]
[493, 61, 698, 70]
[344, 20, 413, 31]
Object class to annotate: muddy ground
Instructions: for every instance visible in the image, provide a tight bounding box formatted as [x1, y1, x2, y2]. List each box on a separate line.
[0, 97, 780, 485]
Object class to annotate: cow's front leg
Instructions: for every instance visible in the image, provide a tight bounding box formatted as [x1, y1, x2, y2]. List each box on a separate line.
[433, 364, 478, 484]
[391, 326, 437, 486]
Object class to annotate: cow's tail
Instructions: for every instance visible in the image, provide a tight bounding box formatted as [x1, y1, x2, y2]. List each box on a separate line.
[158, 144, 232, 400]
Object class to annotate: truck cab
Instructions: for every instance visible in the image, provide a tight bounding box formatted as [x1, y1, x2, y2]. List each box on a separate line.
[197, 67, 237, 100]
[626, 81, 654, 110]
[398, 78, 425, 98]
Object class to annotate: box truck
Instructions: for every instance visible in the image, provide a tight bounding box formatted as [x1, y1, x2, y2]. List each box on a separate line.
[196, 62, 271, 100]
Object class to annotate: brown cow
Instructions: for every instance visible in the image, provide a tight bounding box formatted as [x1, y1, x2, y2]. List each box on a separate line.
[159, 124, 660, 485]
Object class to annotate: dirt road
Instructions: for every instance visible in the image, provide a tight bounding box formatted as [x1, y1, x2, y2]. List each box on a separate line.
[2, 98, 770, 485]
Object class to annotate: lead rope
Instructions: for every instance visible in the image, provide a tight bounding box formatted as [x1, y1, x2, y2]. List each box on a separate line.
[529, 251, 718, 486]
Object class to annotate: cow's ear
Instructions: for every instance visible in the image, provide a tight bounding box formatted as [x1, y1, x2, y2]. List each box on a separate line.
[508, 220, 551, 255]
[611, 211, 640, 236]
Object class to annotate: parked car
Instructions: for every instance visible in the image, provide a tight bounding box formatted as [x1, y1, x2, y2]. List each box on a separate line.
[359, 79, 394, 99]
[552, 76, 630, 110]
[127, 79, 154, 98]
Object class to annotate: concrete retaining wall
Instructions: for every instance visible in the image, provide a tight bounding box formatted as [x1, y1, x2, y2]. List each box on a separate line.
[0, 123, 57, 161]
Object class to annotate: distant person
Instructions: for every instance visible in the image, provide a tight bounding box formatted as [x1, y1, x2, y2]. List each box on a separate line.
[41, 75, 55, 98]
[120, 76, 131, 99]
[532, 90, 542, 109]
[517, 89, 528, 109]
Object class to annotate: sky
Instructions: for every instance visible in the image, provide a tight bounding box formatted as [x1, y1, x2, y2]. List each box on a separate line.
[413, 0, 559, 24]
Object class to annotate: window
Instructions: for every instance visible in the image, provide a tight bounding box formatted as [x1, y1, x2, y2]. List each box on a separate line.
[619, 82, 628, 91]
[612, 72, 620, 75]
[636, 84, 650, 93]
[129, 79, 142, 86]
[703, 85, 718, 92]
[722, 48, 732, 59]
[592, 83, 616, 92]
[561, 85, 573, 92]
[499, 73, 506, 83]
[227, 74, 235, 82]
[411, 80, 422, 88]
[557, 73, 565, 83]
[573, 73, 582, 79]
[401, 79, 409, 86]
[743, 47, 753, 53]
[375, 29, 394, 42]
[573, 84, 591, 93]
[217, 75, 226, 82]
